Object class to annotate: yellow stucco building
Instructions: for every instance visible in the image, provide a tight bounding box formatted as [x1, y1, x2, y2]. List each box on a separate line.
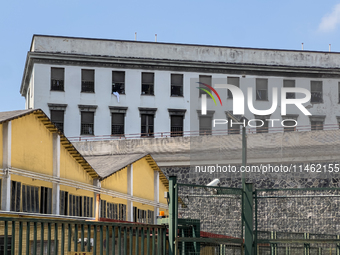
[0, 109, 169, 222]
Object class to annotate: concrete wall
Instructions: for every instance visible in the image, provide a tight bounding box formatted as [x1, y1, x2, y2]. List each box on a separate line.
[32, 35, 340, 68]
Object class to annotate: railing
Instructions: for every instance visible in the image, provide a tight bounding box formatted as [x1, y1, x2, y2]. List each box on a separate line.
[68, 124, 340, 142]
[0, 215, 167, 255]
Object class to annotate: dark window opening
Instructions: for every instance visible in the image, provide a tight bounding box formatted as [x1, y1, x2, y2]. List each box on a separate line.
[311, 121, 323, 131]
[283, 80, 295, 99]
[60, 190, 69, 216]
[112, 71, 125, 94]
[141, 114, 154, 137]
[141, 73, 154, 95]
[81, 69, 95, 93]
[81, 112, 94, 135]
[171, 115, 183, 137]
[22, 184, 39, 213]
[199, 116, 212, 136]
[199, 75, 212, 97]
[51, 67, 64, 91]
[311, 81, 323, 103]
[171, 74, 183, 97]
[50, 110, 64, 133]
[256, 79, 268, 101]
[227, 77, 240, 99]
[112, 113, 124, 136]
[11, 181, 21, 212]
[40, 186, 52, 214]
[256, 119, 268, 133]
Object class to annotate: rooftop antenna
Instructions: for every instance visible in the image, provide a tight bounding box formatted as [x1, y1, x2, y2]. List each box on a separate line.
[302, 43, 304, 50]
[135, 32, 137, 41]
[329, 44, 331, 52]
[155, 34, 157, 42]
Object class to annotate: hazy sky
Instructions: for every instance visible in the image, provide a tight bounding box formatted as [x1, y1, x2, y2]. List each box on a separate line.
[1, 0, 340, 111]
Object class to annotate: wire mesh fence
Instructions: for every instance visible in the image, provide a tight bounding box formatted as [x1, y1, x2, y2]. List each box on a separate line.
[255, 188, 340, 255]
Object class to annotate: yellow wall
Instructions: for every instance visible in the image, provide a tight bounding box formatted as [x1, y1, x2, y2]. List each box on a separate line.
[159, 178, 168, 205]
[101, 167, 128, 194]
[0, 123, 2, 167]
[11, 174, 53, 189]
[133, 158, 154, 201]
[133, 201, 154, 212]
[59, 185, 94, 198]
[101, 194, 127, 206]
[11, 114, 53, 175]
[60, 145, 93, 185]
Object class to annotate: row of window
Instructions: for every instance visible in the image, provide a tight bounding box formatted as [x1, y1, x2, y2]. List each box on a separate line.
[100, 200, 127, 221]
[50, 109, 184, 137]
[51, 67, 334, 103]
[51, 67, 184, 97]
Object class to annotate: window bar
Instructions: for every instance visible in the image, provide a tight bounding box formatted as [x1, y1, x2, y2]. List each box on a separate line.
[4, 220, 8, 255]
[147, 228, 150, 255]
[54, 223, 58, 255]
[26, 222, 30, 255]
[152, 228, 156, 255]
[112, 226, 116, 255]
[157, 228, 162, 255]
[81, 224, 85, 251]
[93, 225, 98, 255]
[124, 227, 128, 255]
[87, 224, 91, 252]
[61, 223, 65, 255]
[33, 222, 38, 254]
[141, 227, 145, 255]
[47, 222, 51, 255]
[11, 221, 16, 255]
[18, 221, 23, 255]
[135, 227, 139, 255]
[68, 224, 72, 252]
[118, 226, 122, 255]
[74, 224, 78, 252]
[106, 225, 109, 255]
[129, 227, 133, 255]
[100, 225, 104, 255]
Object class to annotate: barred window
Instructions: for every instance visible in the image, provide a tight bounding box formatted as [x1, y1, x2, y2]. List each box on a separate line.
[81, 112, 94, 135]
[22, 184, 39, 213]
[81, 69, 95, 93]
[51, 67, 64, 91]
[256, 78, 268, 101]
[199, 75, 212, 96]
[171, 74, 183, 97]
[40, 186, 52, 214]
[50, 110, 64, 133]
[171, 115, 183, 137]
[112, 71, 125, 94]
[11, 181, 21, 212]
[227, 77, 240, 99]
[141, 73, 154, 95]
[199, 116, 212, 136]
[283, 80, 295, 99]
[112, 113, 125, 136]
[141, 114, 154, 137]
[60, 190, 69, 216]
[311, 81, 323, 103]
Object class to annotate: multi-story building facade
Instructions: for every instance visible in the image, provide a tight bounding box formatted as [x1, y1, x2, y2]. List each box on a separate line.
[20, 35, 340, 138]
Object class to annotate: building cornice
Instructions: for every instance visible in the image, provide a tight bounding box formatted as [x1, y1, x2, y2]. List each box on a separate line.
[20, 51, 340, 96]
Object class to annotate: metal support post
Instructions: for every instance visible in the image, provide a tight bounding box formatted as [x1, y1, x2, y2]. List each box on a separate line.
[169, 176, 177, 255]
[244, 182, 253, 255]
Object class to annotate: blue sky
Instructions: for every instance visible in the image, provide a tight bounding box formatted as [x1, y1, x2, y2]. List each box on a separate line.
[1, 0, 340, 111]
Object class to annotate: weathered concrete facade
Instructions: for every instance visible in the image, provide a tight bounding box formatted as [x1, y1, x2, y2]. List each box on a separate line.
[21, 35, 340, 137]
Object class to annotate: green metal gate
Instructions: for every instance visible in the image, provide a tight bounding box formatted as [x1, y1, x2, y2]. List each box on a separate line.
[0, 216, 167, 255]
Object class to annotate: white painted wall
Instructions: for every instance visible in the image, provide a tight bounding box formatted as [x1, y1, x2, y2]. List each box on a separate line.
[30, 62, 340, 137]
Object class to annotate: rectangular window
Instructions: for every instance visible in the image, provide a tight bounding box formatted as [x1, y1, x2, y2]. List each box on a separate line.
[106, 202, 117, 219]
[311, 81, 323, 103]
[227, 77, 240, 99]
[81, 112, 94, 135]
[171, 115, 184, 137]
[171, 74, 183, 97]
[69, 194, 83, 217]
[50, 110, 64, 133]
[256, 119, 268, 133]
[141, 114, 154, 137]
[111, 113, 125, 135]
[228, 118, 241, 135]
[119, 204, 126, 221]
[60, 190, 69, 216]
[311, 121, 323, 131]
[112, 71, 125, 94]
[199, 116, 212, 136]
[283, 120, 296, 132]
[148, 210, 154, 224]
[283, 80, 295, 99]
[100, 200, 107, 218]
[81, 69, 95, 93]
[256, 78, 268, 100]
[11, 181, 21, 212]
[40, 186, 52, 214]
[199, 75, 212, 96]
[51, 67, 64, 91]
[141, 72, 154, 95]
[22, 184, 39, 213]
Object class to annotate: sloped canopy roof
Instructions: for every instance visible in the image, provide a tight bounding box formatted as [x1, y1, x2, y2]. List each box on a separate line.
[0, 109, 99, 179]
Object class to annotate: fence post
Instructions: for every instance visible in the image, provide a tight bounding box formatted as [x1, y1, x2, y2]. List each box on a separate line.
[169, 176, 177, 255]
[244, 182, 254, 255]
[304, 232, 310, 255]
